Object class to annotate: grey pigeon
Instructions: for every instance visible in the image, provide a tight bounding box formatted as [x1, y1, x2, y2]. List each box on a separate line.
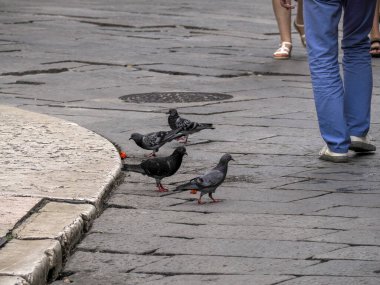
[122, 146, 187, 192]
[129, 128, 183, 157]
[166, 108, 214, 143]
[174, 154, 233, 204]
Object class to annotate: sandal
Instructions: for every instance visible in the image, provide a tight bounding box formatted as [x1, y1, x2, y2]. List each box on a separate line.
[273, 42, 292, 60]
[294, 20, 306, 47]
[370, 38, 380, 58]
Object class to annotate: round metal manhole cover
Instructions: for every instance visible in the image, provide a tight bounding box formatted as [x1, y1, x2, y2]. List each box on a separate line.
[119, 92, 233, 103]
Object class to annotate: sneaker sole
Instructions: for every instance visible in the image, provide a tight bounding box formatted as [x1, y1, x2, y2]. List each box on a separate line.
[319, 154, 349, 163]
[349, 141, 376, 152]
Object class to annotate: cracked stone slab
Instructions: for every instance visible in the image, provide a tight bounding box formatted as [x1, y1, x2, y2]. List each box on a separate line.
[63, 251, 167, 274]
[154, 238, 345, 259]
[307, 229, 380, 246]
[0, 239, 62, 285]
[13, 201, 96, 252]
[0, 195, 41, 241]
[279, 276, 380, 285]
[51, 272, 162, 285]
[107, 194, 186, 209]
[134, 255, 319, 275]
[313, 206, 380, 218]
[314, 246, 380, 261]
[0, 276, 29, 285]
[297, 260, 380, 277]
[141, 274, 294, 285]
[0, 105, 121, 208]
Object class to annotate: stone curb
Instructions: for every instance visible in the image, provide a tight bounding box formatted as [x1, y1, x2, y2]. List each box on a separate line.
[0, 105, 122, 285]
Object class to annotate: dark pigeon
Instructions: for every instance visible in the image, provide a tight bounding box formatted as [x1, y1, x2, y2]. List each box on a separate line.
[174, 153, 234, 204]
[122, 146, 187, 192]
[166, 108, 214, 143]
[129, 128, 183, 157]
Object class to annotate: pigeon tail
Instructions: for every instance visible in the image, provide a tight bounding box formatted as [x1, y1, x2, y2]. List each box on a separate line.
[122, 164, 146, 174]
[164, 127, 184, 142]
[173, 180, 198, 192]
[197, 123, 215, 130]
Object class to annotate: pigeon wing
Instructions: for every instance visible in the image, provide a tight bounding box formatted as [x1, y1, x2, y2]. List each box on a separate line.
[141, 157, 171, 177]
[176, 117, 193, 130]
[197, 168, 225, 188]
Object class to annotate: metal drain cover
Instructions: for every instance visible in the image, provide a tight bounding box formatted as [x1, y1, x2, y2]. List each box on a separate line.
[120, 92, 233, 103]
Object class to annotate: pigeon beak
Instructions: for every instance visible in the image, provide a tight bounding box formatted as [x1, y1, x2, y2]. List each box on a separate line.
[129, 138, 132, 140]
[184, 151, 188, 156]
[165, 111, 170, 114]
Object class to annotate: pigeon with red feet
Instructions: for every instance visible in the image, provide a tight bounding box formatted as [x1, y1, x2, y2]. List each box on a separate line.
[122, 146, 187, 192]
[129, 128, 183, 157]
[173, 154, 233, 204]
[166, 109, 214, 143]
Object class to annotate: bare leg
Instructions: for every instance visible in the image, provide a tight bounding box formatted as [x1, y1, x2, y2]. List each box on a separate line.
[272, 0, 292, 43]
[370, 0, 380, 57]
[296, 0, 304, 26]
[294, 0, 306, 47]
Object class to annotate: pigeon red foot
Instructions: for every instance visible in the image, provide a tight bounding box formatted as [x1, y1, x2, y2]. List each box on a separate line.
[209, 193, 221, 203]
[157, 183, 169, 192]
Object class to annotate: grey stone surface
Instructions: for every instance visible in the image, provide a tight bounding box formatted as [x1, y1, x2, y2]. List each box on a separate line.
[279, 276, 380, 285]
[308, 229, 380, 246]
[297, 260, 380, 277]
[141, 274, 294, 285]
[63, 251, 167, 274]
[1, 0, 380, 283]
[314, 246, 380, 261]
[134, 255, 318, 275]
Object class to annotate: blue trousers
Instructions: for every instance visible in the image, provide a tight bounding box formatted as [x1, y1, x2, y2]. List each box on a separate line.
[304, 0, 376, 153]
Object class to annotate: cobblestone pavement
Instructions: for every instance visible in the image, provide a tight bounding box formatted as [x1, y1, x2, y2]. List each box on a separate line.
[1, 0, 380, 284]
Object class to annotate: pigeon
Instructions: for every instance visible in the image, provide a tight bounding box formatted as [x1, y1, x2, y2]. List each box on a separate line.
[122, 146, 187, 192]
[174, 153, 234, 204]
[166, 108, 214, 143]
[129, 128, 183, 157]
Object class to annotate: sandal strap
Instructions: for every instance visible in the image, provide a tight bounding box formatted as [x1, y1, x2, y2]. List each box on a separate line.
[371, 38, 380, 44]
[274, 42, 292, 55]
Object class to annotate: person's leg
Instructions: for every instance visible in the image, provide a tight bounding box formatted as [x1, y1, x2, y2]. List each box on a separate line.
[294, 0, 306, 47]
[296, 0, 304, 26]
[272, 0, 292, 59]
[370, 0, 380, 56]
[272, 0, 292, 43]
[304, 0, 348, 153]
[342, 0, 376, 137]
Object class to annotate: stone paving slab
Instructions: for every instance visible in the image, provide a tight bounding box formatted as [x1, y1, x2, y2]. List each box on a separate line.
[133, 255, 319, 275]
[0, 239, 62, 285]
[141, 274, 294, 285]
[314, 246, 380, 261]
[2, 0, 380, 283]
[279, 276, 380, 285]
[0, 105, 121, 207]
[0, 105, 121, 284]
[0, 196, 41, 242]
[0, 276, 29, 285]
[13, 202, 96, 252]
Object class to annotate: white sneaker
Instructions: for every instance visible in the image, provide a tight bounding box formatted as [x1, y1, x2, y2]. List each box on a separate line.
[349, 135, 376, 152]
[319, 145, 348, 163]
